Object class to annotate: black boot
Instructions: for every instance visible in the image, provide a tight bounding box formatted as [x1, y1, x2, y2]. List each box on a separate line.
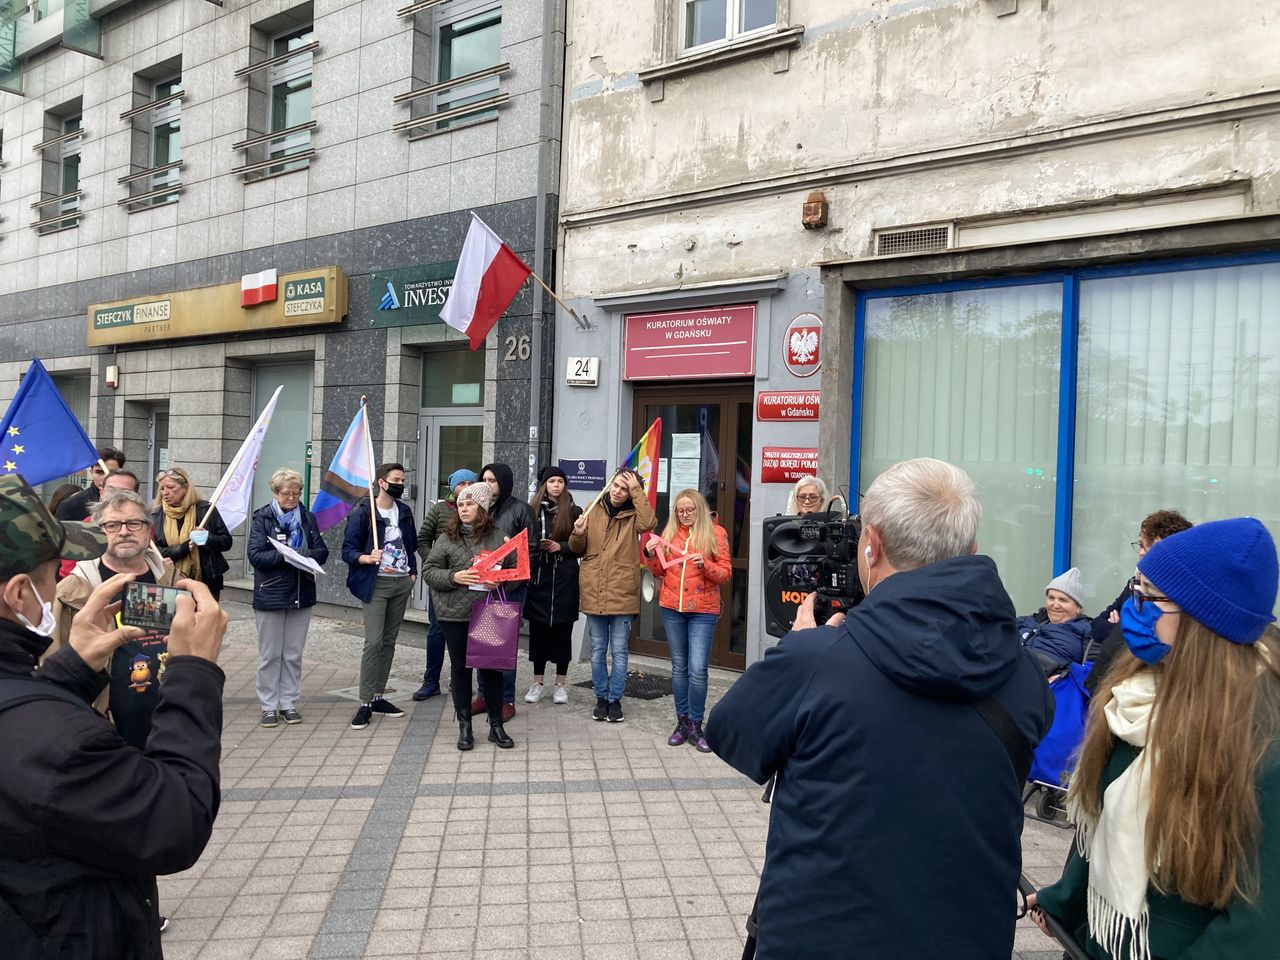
[457, 717, 474, 751]
[488, 719, 514, 748]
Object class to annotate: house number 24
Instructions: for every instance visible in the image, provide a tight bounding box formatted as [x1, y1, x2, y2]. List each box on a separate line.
[504, 335, 531, 361]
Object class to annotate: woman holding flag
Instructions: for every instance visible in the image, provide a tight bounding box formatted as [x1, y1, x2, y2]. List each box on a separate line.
[151, 467, 232, 600]
[569, 468, 656, 723]
[643, 489, 731, 752]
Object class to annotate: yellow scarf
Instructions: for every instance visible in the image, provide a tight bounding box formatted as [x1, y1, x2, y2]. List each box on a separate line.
[162, 501, 203, 582]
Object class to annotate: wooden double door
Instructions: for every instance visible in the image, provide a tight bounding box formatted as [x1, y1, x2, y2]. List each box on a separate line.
[630, 383, 752, 671]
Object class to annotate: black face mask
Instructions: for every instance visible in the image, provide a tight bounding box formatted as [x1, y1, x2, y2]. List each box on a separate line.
[383, 482, 405, 500]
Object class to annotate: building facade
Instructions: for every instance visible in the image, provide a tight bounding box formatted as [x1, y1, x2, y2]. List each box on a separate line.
[0, 0, 565, 609]
[555, 0, 1280, 665]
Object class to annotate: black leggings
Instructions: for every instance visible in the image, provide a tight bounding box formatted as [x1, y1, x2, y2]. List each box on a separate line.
[440, 620, 503, 722]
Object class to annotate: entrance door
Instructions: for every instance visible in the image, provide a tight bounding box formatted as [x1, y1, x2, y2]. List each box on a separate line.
[146, 406, 170, 504]
[413, 413, 484, 609]
[631, 383, 752, 670]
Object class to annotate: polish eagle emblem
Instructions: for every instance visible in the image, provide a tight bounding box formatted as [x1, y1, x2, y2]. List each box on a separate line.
[788, 328, 819, 365]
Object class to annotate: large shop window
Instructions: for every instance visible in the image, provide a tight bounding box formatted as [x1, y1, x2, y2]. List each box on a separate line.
[853, 256, 1280, 614]
[1073, 263, 1280, 598]
[860, 283, 1062, 608]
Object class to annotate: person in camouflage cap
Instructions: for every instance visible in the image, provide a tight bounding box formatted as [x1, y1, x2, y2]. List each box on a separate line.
[0, 474, 106, 582]
[0, 473, 230, 958]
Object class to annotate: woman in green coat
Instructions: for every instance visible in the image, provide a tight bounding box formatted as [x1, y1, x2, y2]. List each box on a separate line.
[422, 481, 514, 752]
[1029, 517, 1280, 960]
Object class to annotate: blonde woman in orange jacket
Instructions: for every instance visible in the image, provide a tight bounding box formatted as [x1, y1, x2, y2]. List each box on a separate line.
[643, 488, 731, 752]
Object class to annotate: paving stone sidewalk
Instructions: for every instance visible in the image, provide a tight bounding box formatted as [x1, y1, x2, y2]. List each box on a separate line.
[155, 602, 1071, 959]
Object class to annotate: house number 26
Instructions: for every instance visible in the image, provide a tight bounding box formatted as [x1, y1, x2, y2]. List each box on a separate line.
[504, 335, 531, 361]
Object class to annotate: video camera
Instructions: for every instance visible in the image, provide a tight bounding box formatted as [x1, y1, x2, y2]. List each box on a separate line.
[762, 511, 865, 637]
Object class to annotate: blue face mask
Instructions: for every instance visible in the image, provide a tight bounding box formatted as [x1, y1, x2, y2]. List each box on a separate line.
[1120, 595, 1171, 664]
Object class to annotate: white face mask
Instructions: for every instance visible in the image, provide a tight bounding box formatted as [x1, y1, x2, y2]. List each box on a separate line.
[15, 581, 56, 638]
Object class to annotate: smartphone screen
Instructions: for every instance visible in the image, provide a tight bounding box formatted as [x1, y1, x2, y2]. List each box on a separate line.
[121, 582, 190, 633]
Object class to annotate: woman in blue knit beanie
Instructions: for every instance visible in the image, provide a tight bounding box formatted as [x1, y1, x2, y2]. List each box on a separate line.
[1031, 517, 1280, 960]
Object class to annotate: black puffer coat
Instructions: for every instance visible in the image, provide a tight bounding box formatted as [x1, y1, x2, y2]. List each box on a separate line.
[523, 498, 582, 626]
[247, 502, 329, 610]
[150, 500, 232, 586]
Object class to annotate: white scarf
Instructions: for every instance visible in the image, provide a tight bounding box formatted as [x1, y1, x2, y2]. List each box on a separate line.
[1067, 671, 1157, 960]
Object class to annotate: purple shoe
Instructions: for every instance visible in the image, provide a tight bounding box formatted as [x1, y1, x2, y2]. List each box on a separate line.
[690, 720, 711, 753]
[667, 715, 690, 746]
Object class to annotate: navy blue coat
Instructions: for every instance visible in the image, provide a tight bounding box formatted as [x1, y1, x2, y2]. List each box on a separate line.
[247, 503, 329, 611]
[1017, 612, 1092, 666]
[341, 499, 417, 604]
[707, 555, 1052, 960]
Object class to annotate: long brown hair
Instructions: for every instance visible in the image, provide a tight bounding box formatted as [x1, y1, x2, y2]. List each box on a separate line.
[529, 481, 575, 541]
[446, 503, 495, 541]
[1070, 621, 1280, 908]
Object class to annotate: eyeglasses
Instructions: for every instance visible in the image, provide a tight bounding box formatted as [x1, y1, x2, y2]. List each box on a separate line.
[156, 470, 184, 482]
[796, 494, 821, 504]
[101, 519, 148, 534]
[1130, 540, 1149, 553]
[1130, 579, 1179, 613]
[675, 507, 697, 516]
[276, 489, 301, 499]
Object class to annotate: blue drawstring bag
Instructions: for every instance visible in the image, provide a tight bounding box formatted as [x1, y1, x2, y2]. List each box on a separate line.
[1028, 661, 1093, 787]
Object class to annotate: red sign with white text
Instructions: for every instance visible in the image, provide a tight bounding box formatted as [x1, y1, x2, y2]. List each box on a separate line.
[756, 391, 820, 421]
[623, 304, 756, 380]
[760, 446, 819, 483]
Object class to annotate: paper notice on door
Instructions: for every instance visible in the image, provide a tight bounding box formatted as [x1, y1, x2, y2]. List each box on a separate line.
[669, 458, 700, 490]
[671, 433, 700, 459]
[655, 458, 669, 494]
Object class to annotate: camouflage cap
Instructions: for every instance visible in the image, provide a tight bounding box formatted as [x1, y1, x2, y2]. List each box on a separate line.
[0, 474, 106, 579]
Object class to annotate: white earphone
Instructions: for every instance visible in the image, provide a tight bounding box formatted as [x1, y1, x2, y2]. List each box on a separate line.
[864, 545, 872, 566]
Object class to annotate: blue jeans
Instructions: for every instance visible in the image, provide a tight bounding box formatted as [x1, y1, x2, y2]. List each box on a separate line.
[588, 614, 633, 702]
[423, 595, 445, 684]
[661, 609, 717, 722]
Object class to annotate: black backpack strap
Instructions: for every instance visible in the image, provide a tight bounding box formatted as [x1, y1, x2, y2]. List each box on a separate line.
[0, 677, 92, 715]
[972, 694, 1032, 785]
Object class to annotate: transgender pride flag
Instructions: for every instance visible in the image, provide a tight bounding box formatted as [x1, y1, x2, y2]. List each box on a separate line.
[311, 404, 375, 532]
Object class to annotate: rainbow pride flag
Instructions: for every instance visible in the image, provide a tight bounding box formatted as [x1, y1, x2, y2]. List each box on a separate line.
[311, 404, 375, 532]
[622, 417, 662, 513]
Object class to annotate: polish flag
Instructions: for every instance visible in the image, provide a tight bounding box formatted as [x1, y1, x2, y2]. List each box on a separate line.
[241, 268, 278, 307]
[440, 214, 532, 350]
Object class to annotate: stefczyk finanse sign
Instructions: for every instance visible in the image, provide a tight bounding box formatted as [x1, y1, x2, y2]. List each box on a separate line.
[86, 267, 348, 347]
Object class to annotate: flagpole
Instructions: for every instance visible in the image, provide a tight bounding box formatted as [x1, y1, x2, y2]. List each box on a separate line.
[360, 397, 380, 551]
[528, 271, 589, 329]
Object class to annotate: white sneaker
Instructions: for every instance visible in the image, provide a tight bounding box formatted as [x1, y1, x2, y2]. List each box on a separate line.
[524, 682, 544, 703]
[553, 683, 568, 704]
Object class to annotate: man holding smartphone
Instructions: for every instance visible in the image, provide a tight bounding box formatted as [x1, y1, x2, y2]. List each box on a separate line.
[0, 474, 228, 958]
[53, 490, 177, 747]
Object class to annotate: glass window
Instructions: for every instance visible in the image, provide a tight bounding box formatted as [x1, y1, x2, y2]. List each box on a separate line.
[683, 0, 774, 52]
[267, 26, 314, 174]
[59, 115, 80, 213]
[150, 77, 181, 204]
[422, 348, 486, 408]
[437, 9, 501, 128]
[860, 284, 1063, 610]
[1072, 262, 1280, 605]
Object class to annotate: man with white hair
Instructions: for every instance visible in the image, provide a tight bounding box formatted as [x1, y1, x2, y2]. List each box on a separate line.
[708, 457, 1052, 960]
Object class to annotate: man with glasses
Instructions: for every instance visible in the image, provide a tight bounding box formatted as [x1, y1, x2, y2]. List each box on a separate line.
[53, 491, 176, 718]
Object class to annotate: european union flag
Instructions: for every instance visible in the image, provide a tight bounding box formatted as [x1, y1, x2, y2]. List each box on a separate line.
[0, 358, 99, 486]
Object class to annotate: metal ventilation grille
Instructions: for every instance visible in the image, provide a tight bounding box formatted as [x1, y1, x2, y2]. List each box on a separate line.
[874, 224, 951, 256]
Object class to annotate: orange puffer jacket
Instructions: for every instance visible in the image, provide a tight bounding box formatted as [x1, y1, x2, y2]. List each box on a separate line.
[643, 523, 732, 615]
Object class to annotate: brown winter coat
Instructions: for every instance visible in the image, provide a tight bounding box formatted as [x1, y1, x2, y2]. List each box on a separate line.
[568, 495, 657, 616]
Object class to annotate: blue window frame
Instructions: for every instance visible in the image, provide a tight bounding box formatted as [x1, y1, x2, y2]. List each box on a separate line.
[850, 250, 1280, 596]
